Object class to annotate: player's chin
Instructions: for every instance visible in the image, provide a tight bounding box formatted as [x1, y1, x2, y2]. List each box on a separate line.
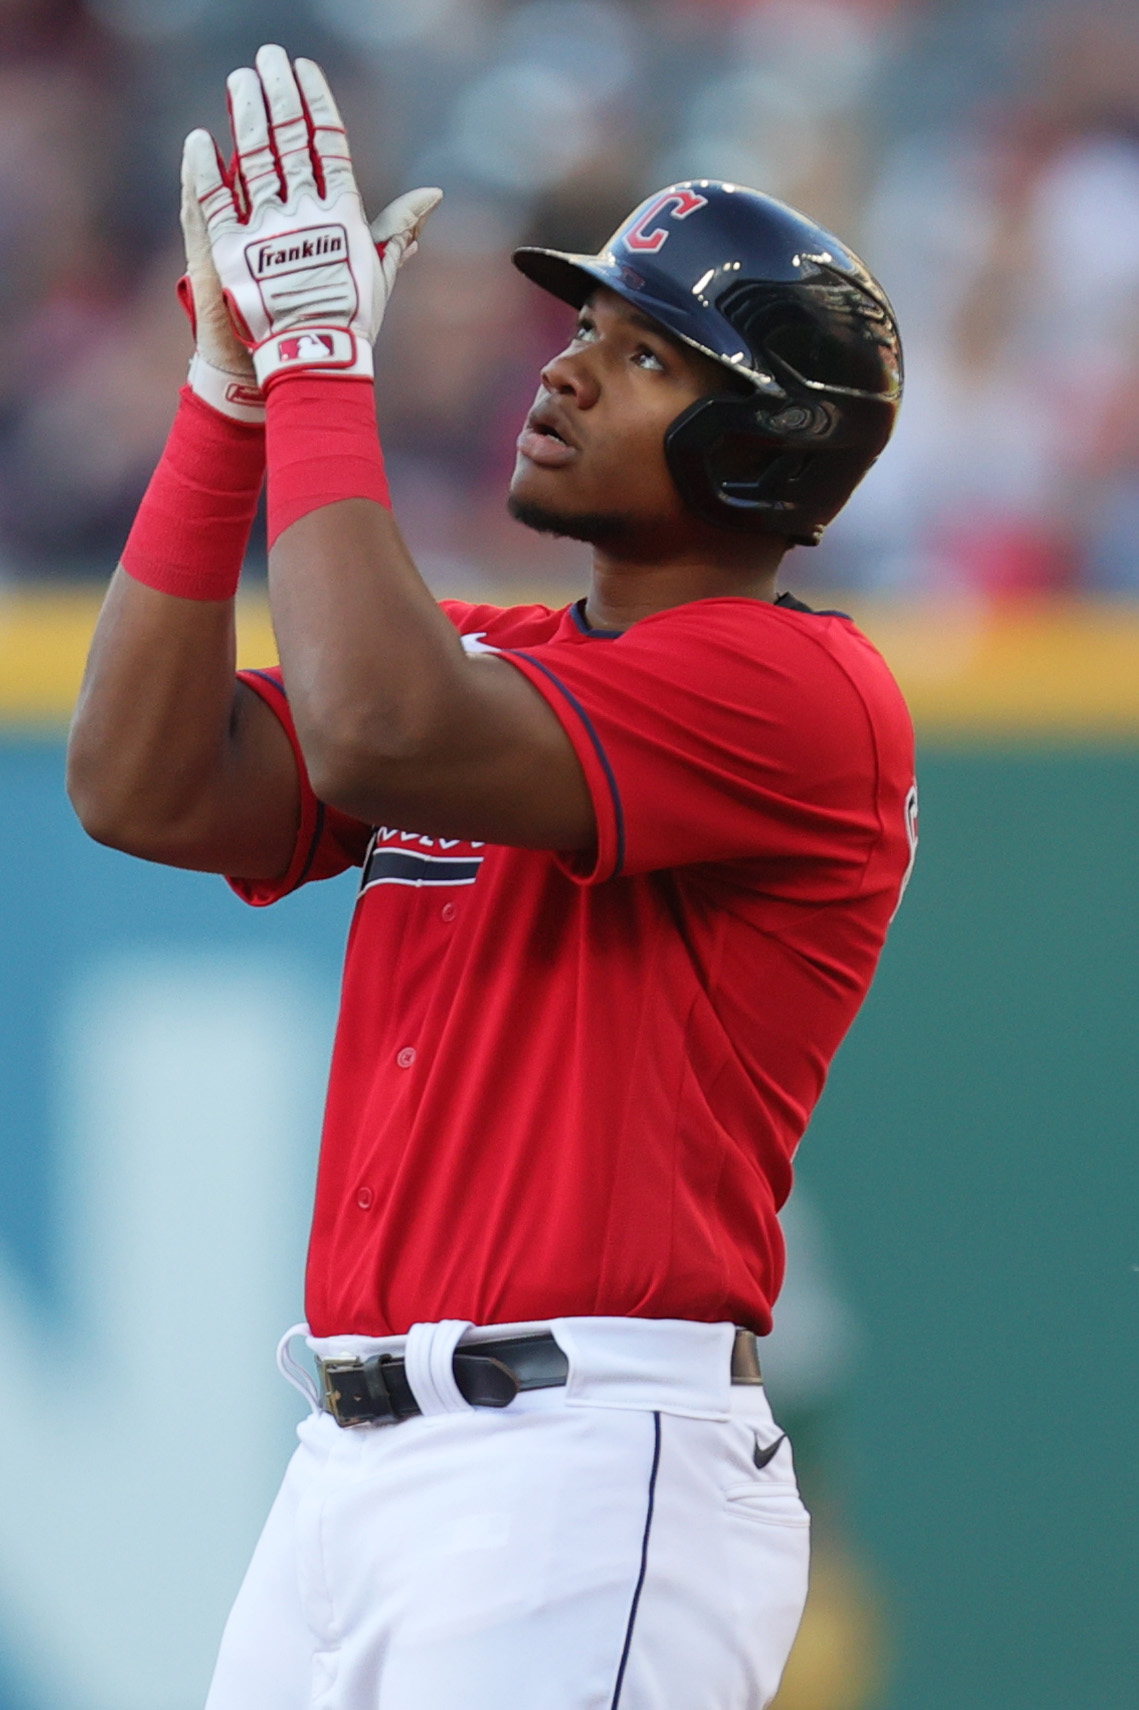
[508, 460, 630, 545]
[506, 490, 630, 546]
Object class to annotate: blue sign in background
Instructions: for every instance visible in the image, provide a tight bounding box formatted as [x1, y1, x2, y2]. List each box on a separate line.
[2, 738, 1137, 1709]
[2, 738, 355, 1307]
[1, 738, 356, 1710]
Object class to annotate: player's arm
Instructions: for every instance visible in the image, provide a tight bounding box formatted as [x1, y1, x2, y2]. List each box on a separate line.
[67, 139, 299, 881]
[268, 499, 594, 850]
[189, 46, 594, 853]
[67, 571, 299, 878]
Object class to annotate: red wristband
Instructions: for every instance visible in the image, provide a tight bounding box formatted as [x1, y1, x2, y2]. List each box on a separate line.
[121, 388, 265, 601]
[264, 374, 391, 549]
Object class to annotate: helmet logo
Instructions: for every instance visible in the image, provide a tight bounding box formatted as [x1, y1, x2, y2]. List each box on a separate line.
[624, 189, 708, 254]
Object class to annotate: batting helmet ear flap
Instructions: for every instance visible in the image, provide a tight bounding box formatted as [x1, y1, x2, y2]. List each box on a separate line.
[665, 394, 837, 545]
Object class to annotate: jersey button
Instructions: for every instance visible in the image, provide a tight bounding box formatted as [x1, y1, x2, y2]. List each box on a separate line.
[396, 1046, 417, 1069]
[441, 902, 457, 923]
[356, 1186, 374, 1210]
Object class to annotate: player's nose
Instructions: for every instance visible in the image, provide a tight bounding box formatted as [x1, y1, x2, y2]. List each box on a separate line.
[539, 345, 600, 409]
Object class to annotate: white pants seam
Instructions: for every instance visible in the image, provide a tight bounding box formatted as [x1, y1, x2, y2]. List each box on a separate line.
[609, 1410, 662, 1710]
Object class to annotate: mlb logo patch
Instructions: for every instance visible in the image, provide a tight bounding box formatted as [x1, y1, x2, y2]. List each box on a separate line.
[279, 332, 336, 363]
[270, 328, 354, 369]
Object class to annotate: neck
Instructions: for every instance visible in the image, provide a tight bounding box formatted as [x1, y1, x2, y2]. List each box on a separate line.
[582, 536, 785, 632]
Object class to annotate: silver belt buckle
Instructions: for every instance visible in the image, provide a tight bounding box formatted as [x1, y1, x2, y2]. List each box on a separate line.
[731, 1327, 764, 1385]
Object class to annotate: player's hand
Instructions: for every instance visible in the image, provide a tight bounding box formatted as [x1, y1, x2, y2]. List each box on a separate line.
[182, 44, 441, 390]
[178, 140, 266, 423]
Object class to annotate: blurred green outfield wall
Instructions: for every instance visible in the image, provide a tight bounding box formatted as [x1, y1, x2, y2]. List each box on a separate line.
[2, 612, 1137, 1707]
[798, 747, 1139, 1710]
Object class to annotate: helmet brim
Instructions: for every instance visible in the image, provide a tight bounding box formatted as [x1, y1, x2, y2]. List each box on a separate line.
[512, 245, 783, 396]
[512, 246, 607, 310]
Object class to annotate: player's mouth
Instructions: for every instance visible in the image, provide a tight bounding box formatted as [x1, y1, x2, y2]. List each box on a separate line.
[516, 405, 579, 468]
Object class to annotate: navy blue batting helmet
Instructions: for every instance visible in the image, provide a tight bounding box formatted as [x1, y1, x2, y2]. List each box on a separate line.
[513, 181, 902, 545]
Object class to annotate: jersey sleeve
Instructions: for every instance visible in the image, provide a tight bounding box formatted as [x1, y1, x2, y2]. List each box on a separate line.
[228, 667, 372, 907]
[498, 600, 901, 890]
[227, 606, 514, 907]
[438, 598, 504, 634]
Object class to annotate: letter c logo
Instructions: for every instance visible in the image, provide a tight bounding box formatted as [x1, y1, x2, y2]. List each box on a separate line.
[624, 189, 709, 254]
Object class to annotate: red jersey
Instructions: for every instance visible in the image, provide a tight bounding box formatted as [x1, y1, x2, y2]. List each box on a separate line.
[234, 594, 916, 1337]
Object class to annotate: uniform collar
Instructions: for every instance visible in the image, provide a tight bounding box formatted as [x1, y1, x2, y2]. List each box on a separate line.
[564, 590, 847, 638]
[568, 598, 624, 640]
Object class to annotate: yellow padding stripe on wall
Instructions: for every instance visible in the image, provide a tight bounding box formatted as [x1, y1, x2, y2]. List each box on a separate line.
[0, 590, 278, 728]
[3, 588, 1139, 737]
[866, 601, 1139, 739]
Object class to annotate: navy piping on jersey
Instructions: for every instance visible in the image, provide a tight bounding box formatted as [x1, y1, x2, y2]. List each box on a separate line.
[570, 597, 625, 640]
[296, 803, 327, 890]
[506, 650, 627, 878]
[610, 1412, 662, 1709]
[244, 667, 287, 697]
[241, 669, 327, 894]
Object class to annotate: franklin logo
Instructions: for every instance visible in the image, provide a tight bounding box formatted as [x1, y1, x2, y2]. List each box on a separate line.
[247, 224, 347, 280]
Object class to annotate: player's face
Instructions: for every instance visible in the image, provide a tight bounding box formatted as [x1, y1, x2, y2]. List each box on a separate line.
[509, 287, 728, 548]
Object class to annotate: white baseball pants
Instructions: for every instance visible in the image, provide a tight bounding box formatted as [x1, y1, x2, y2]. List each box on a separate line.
[204, 1317, 810, 1710]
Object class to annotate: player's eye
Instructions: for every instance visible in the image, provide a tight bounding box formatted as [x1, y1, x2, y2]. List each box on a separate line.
[573, 317, 598, 343]
[633, 345, 665, 372]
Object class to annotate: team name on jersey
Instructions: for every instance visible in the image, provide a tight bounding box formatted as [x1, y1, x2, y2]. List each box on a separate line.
[359, 827, 487, 892]
[247, 225, 347, 280]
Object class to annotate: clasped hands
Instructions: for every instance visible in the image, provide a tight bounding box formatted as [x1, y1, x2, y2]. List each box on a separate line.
[180, 42, 441, 419]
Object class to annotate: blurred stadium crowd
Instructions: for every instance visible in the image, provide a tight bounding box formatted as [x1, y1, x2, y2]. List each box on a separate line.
[1, 0, 1138, 599]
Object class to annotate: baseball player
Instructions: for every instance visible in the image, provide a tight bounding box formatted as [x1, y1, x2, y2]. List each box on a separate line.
[67, 45, 915, 1710]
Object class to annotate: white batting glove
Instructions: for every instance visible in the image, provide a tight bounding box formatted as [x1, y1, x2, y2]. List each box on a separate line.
[182, 44, 441, 390]
[179, 135, 265, 423]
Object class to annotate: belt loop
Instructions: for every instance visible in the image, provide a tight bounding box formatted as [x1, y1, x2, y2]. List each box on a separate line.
[276, 1322, 321, 1414]
[404, 1320, 474, 1415]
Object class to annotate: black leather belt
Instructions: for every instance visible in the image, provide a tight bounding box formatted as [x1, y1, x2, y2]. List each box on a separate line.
[318, 1327, 762, 1428]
